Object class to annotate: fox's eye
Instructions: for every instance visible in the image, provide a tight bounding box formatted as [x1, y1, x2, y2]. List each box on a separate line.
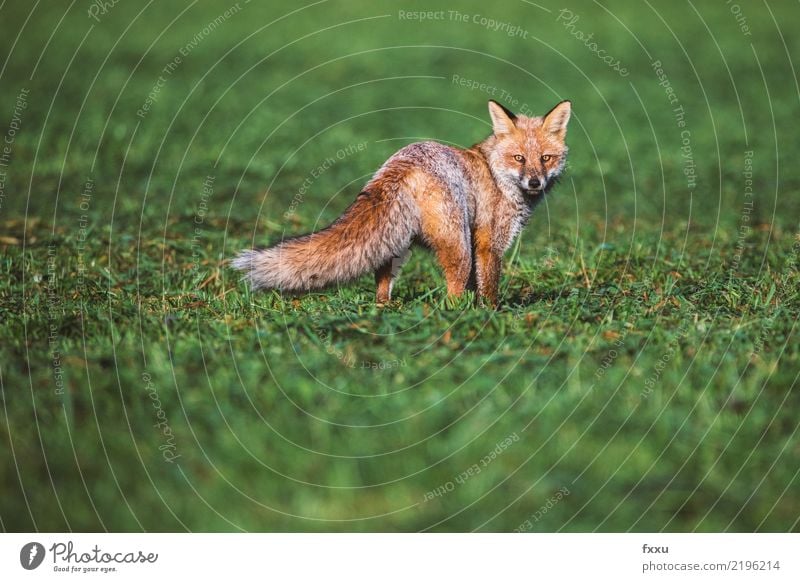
[541, 154, 553, 163]
[513, 154, 525, 163]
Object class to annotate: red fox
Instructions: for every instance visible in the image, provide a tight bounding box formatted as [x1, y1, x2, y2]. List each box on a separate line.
[233, 100, 571, 305]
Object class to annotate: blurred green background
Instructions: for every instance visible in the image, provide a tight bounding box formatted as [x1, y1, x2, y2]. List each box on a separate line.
[0, 0, 798, 531]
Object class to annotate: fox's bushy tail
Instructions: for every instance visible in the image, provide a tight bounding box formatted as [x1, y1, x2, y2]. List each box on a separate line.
[232, 186, 418, 292]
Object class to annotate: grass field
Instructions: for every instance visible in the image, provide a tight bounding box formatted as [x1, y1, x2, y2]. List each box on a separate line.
[1, 0, 798, 532]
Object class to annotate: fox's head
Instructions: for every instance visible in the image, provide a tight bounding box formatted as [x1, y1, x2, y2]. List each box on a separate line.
[484, 100, 572, 195]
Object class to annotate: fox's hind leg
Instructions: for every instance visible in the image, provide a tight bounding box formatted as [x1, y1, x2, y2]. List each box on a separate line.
[474, 226, 501, 306]
[437, 246, 471, 296]
[428, 229, 471, 297]
[375, 249, 411, 304]
[420, 211, 471, 297]
[408, 170, 471, 298]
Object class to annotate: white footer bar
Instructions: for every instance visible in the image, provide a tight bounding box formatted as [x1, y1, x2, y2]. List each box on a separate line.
[1, 534, 796, 581]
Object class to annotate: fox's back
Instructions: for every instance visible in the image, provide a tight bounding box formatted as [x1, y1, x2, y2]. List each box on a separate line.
[368, 141, 495, 220]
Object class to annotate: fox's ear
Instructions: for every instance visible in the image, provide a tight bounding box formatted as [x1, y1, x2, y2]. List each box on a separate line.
[542, 100, 572, 141]
[488, 100, 517, 135]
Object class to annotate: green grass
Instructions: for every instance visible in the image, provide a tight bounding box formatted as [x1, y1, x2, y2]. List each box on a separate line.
[1, 0, 798, 532]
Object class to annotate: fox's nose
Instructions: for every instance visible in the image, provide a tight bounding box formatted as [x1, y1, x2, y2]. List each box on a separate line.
[528, 177, 542, 190]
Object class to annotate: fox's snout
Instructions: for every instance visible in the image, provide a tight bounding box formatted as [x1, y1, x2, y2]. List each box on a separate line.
[522, 174, 545, 192]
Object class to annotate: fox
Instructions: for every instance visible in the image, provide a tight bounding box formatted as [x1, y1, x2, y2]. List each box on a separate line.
[233, 99, 572, 306]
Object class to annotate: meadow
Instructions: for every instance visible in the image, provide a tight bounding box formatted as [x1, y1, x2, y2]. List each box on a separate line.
[0, 0, 798, 531]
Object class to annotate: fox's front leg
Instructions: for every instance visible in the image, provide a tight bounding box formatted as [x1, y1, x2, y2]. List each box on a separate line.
[474, 227, 502, 306]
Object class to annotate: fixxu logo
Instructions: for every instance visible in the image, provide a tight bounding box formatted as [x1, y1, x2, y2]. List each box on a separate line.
[20, 542, 46, 570]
